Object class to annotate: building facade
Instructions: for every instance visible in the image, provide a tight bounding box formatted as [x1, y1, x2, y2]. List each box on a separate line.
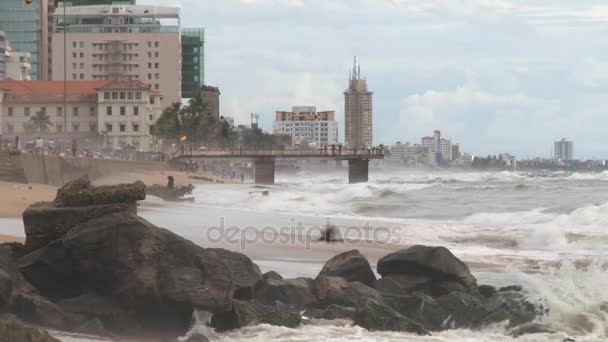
[0, 31, 32, 81]
[344, 58, 373, 148]
[61, 0, 136, 6]
[0, 0, 49, 80]
[554, 138, 573, 161]
[200, 85, 220, 118]
[0, 80, 162, 151]
[50, 4, 181, 108]
[182, 28, 204, 98]
[273, 106, 339, 147]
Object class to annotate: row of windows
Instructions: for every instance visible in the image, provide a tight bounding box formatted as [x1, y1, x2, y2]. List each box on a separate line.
[105, 106, 139, 116]
[5, 122, 96, 134]
[7, 106, 95, 117]
[103, 91, 143, 101]
[72, 51, 161, 59]
[104, 123, 141, 133]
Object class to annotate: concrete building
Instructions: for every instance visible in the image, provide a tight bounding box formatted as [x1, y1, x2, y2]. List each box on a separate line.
[182, 28, 205, 99]
[0, 0, 50, 80]
[200, 85, 220, 118]
[0, 31, 9, 80]
[344, 57, 373, 148]
[50, 4, 181, 108]
[388, 142, 407, 162]
[62, 0, 136, 6]
[0, 80, 163, 151]
[0, 31, 32, 81]
[554, 138, 573, 161]
[273, 106, 339, 147]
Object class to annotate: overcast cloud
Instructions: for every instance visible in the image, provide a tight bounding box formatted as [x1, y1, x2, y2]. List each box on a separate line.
[143, 0, 608, 159]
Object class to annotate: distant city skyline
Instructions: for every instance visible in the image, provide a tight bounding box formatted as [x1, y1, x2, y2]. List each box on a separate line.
[140, 0, 608, 159]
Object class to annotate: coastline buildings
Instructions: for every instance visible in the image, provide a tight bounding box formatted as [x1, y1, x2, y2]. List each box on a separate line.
[273, 106, 339, 147]
[554, 138, 573, 161]
[50, 4, 182, 107]
[200, 85, 220, 118]
[0, 31, 32, 81]
[344, 58, 373, 148]
[0, 80, 163, 151]
[0, 0, 50, 80]
[389, 130, 462, 167]
[182, 28, 205, 99]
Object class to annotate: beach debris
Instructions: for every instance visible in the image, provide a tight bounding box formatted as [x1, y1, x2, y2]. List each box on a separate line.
[319, 224, 343, 243]
[147, 176, 195, 202]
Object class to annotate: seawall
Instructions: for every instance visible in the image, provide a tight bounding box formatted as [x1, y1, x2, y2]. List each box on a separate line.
[13, 154, 168, 186]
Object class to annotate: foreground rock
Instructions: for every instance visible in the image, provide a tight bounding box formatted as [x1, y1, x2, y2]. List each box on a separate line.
[0, 320, 60, 342]
[54, 175, 145, 208]
[318, 250, 376, 286]
[211, 300, 302, 332]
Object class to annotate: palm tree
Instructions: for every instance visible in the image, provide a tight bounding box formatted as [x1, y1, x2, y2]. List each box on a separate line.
[29, 111, 52, 133]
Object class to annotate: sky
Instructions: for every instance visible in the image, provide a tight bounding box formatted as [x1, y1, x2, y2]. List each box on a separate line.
[142, 0, 608, 159]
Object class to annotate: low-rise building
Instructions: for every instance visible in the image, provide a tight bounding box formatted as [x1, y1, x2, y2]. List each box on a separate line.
[0, 80, 162, 151]
[273, 106, 339, 147]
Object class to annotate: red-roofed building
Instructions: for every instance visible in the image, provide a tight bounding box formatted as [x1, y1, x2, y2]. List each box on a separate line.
[0, 80, 163, 151]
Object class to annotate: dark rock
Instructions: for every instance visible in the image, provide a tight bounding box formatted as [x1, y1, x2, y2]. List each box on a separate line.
[8, 293, 78, 330]
[147, 184, 194, 202]
[211, 300, 302, 332]
[354, 299, 429, 335]
[255, 277, 317, 306]
[318, 250, 376, 286]
[53, 175, 145, 208]
[262, 271, 283, 281]
[343, 282, 383, 309]
[315, 276, 349, 306]
[0, 320, 60, 342]
[377, 245, 477, 289]
[499, 285, 523, 293]
[374, 277, 405, 296]
[478, 285, 497, 299]
[74, 318, 108, 336]
[56, 293, 139, 334]
[18, 210, 262, 336]
[375, 274, 430, 295]
[429, 281, 468, 298]
[22, 202, 130, 251]
[303, 305, 357, 321]
[508, 323, 556, 337]
[381, 292, 450, 331]
[0, 270, 13, 309]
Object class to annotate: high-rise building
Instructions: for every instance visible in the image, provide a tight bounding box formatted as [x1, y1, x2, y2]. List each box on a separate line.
[554, 138, 573, 161]
[273, 106, 339, 147]
[0, 0, 49, 80]
[61, 0, 136, 6]
[344, 57, 373, 148]
[0, 31, 9, 80]
[200, 85, 220, 118]
[50, 4, 182, 107]
[0, 31, 32, 81]
[182, 28, 205, 99]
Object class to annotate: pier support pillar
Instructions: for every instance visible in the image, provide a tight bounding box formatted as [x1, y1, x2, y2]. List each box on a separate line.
[254, 158, 275, 185]
[348, 159, 369, 184]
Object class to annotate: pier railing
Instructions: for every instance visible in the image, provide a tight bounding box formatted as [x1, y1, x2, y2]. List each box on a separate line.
[170, 148, 384, 160]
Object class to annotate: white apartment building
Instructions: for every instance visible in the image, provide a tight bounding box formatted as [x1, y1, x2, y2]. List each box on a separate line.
[273, 106, 339, 147]
[0, 80, 163, 151]
[51, 4, 181, 108]
[388, 142, 407, 162]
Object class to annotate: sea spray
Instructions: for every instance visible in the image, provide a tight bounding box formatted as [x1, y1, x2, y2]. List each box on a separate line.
[179, 310, 216, 342]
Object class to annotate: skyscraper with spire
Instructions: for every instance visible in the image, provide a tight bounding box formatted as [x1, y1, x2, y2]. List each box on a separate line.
[344, 57, 373, 148]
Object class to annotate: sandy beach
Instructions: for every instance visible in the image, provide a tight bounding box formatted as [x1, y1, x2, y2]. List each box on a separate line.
[0, 181, 56, 219]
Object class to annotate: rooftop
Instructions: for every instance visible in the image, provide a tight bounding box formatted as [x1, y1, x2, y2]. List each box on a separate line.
[0, 80, 154, 103]
[54, 5, 179, 18]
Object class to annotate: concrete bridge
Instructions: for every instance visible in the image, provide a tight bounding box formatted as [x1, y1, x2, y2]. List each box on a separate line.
[170, 148, 384, 184]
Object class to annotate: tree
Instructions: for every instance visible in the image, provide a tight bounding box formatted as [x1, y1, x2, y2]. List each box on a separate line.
[150, 102, 181, 143]
[29, 111, 52, 133]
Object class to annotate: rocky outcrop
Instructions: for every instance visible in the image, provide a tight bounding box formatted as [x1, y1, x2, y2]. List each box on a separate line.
[255, 277, 317, 306]
[355, 299, 429, 335]
[0, 320, 60, 342]
[318, 250, 376, 286]
[377, 245, 477, 289]
[53, 175, 145, 208]
[211, 300, 302, 332]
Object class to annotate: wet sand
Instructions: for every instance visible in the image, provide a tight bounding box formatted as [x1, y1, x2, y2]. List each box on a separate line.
[0, 181, 56, 218]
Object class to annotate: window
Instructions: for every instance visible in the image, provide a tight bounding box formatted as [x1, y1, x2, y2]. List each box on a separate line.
[73, 107, 79, 116]
[133, 106, 139, 116]
[72, 52, 77, 58]
[72, 63, 77, 69]
[148, 73, 152, 80]
[89, 107, 96, 116]
[155, 41, 159, 47]
[120, 106, 126, 116]
[127, 92, 133, 100]
[106, 123, 113, 132]
[133, 123, 139, 132]
[72, 123, 80, 132]
[89, 123, 96, 132]
[155, 63, 159, 69]
[57, 107, 63, 117]
[106, 106, 112, 116]
[148, 52, 152, 58]
[155, 52, 159, 58]
[148, 63, 152, 69]
[79, 73, 84, 80]
[149, 96, 154, 105]
[120, 92, 126, 100]
[154, 73, 159, 80]
[112, 92, 118, 100]
[104, 92, 110, 100]
[135, 92, 142, 100]
[72, 73, 77, 80]
[8, 107, 13, 117]
[24, 107, 30, 116]
[73, 42, 77, 48]
[155, 84, 159, 90]
[80, 52, 84, 58]
[148, 41, 152, 48]
[120, 124, 126, 132]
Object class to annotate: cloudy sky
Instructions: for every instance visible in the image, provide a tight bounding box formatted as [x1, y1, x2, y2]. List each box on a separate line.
[143, 0, 608, 159]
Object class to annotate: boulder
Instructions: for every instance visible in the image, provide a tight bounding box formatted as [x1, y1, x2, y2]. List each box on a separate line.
[315, 276, 349, 306]
[477, 285, 497, 299]
[8, 293, 80, 331]
[262, 271, 283, 282]
[0, 270, 13, 309]
[255, 277, 317, 306]
[303, 305, 357, 321]
[354, 299, 429, 335]
[22, 202, 130, 251]
[18, 210, 262, 336]
[0, 320, 60, 342]
[318, 250, 376, 286]
[56, 293, 139, 334]
[53, 175, 145, 209]
[377, 245, 477, 289]
[211, 300, 302, 332]
[374, 274, 430, 295]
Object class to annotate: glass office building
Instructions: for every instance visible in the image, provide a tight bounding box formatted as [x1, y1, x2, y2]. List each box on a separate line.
[181, 28, 205, 98]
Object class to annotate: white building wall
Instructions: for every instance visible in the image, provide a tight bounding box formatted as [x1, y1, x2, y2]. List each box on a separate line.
[273, 120, 338, 147]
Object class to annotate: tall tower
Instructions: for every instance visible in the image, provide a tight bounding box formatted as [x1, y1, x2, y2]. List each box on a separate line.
[344, 57, 373, 148]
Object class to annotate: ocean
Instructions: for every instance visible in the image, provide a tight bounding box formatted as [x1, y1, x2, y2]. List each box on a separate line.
[19, 169, 608, 341]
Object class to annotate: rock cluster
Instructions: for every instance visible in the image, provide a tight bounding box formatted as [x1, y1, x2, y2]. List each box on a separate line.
[0, 176, 547, 340]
